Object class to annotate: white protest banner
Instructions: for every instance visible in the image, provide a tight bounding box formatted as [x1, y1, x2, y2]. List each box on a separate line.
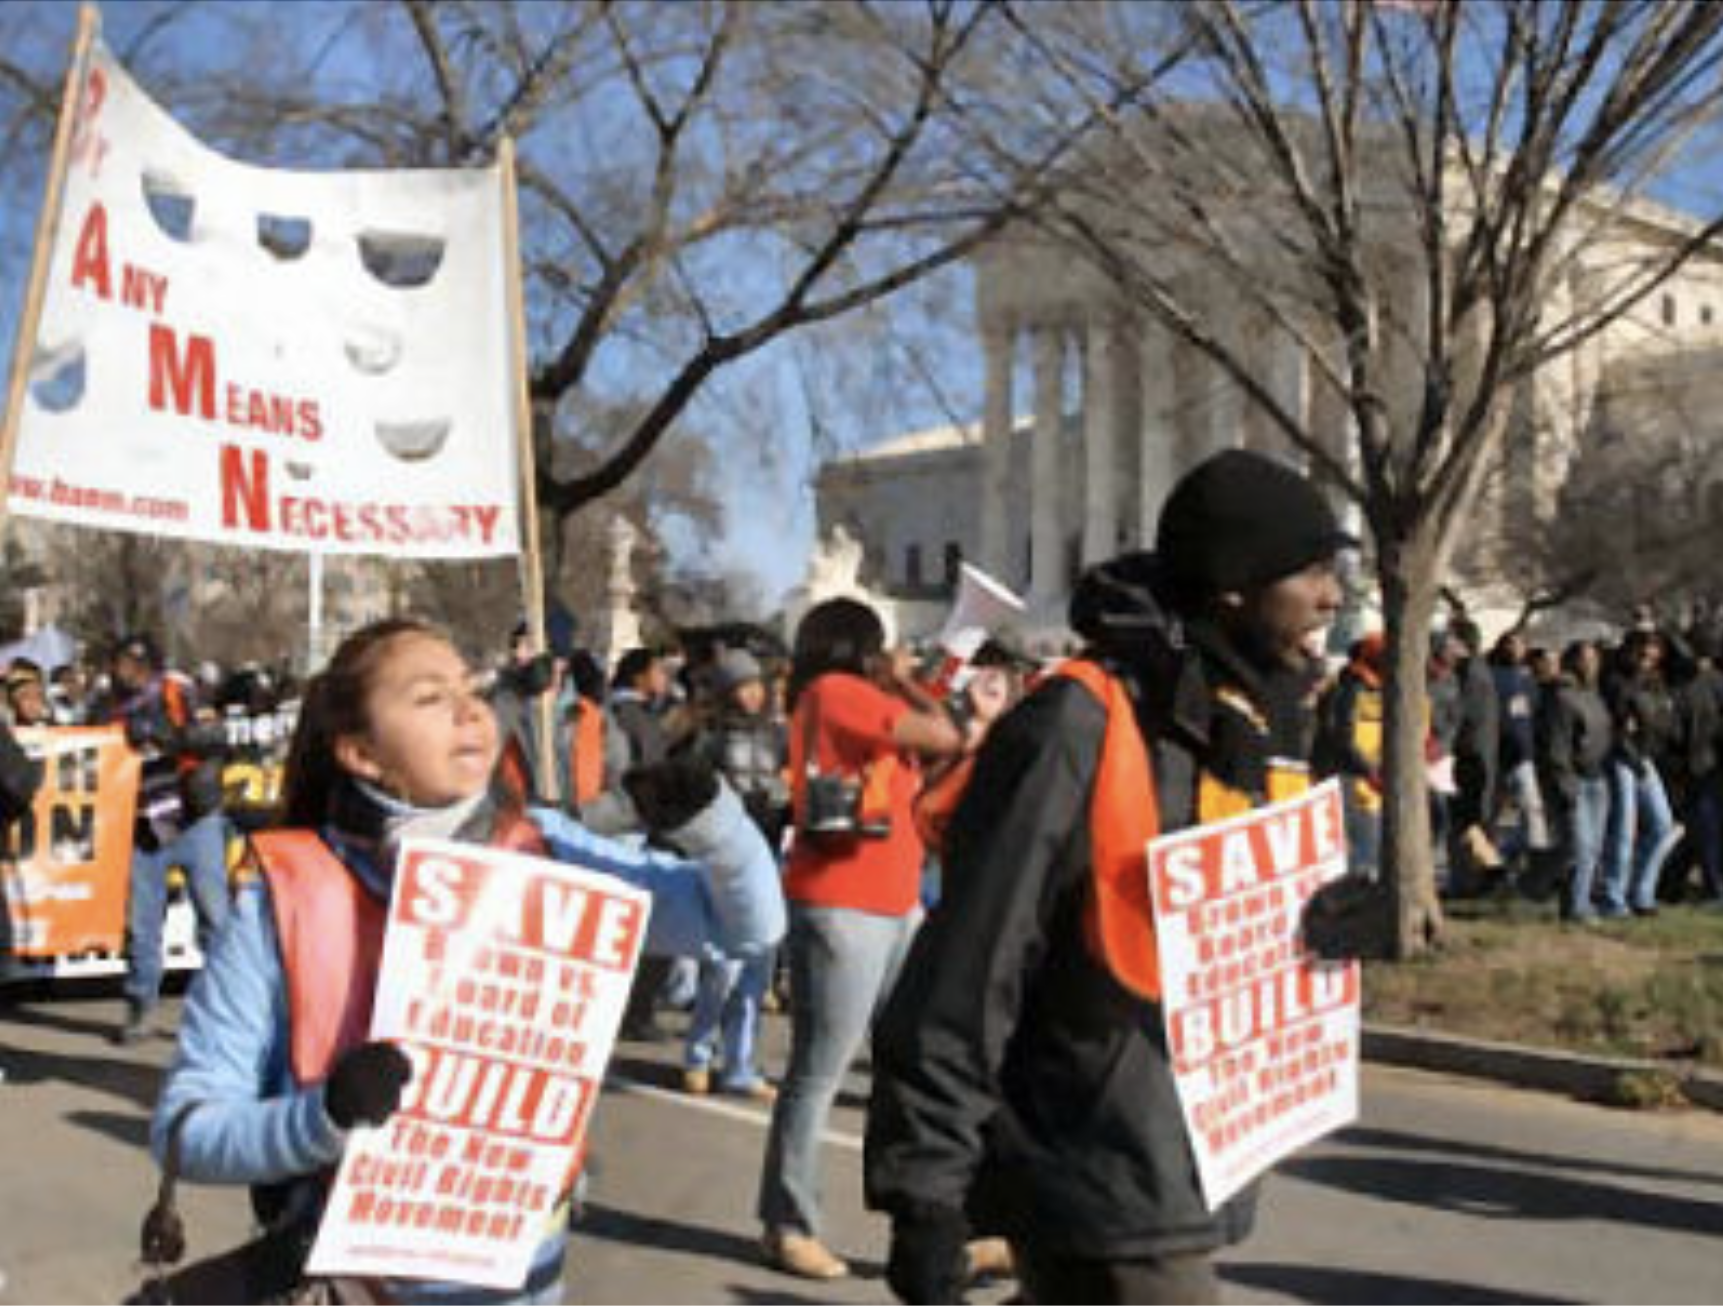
[1150, 778, 1359, 1210]
[8, 38, 520, 559]
[306, 838, 650, 1290]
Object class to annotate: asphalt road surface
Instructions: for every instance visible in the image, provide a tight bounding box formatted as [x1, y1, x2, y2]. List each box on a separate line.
[3, 988, 1721, 1304]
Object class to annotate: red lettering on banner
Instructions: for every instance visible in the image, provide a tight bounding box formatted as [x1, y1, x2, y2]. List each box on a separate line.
[70, 65, 109, 176]
[72, 206, 171, 315]
[219, 385, 322, 441]
[398, 1045, 592, 1142]
[401, 855, 644, 967]
[1159, 792, 1343, 910]
[148, 323, 217, 418]
[120, 264, 168, 315]
[220, 444, 271, 532]
[70, 204, 112, 300]
[1169, 966, 1357, 1069]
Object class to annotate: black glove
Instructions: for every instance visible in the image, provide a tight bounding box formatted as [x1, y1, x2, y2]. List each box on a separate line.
[623, 759, 719, 833]
[1301, 873, 1393, 961]
[887, 1206, 970, 1305]
[325, 1041, 413, 1129]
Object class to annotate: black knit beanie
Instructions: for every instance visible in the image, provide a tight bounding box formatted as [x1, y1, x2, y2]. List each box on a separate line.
[1156, 449, 1356, 601]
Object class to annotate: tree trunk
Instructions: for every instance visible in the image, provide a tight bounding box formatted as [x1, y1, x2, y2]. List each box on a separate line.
[1376, 532, 1445, 958]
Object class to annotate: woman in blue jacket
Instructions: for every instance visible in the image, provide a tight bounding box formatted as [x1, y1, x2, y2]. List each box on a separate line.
[150, 617, 783, 1303]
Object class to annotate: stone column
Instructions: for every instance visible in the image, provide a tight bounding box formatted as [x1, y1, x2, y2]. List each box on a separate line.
[1195, 296, 1240, 461]
[979, 323, 1014, 578]
[1260, 327, 1309, 461]
[1136, 315, 1178, 545]
[1029, 324, 1066, 610]
[1082, 314, 1124, 566]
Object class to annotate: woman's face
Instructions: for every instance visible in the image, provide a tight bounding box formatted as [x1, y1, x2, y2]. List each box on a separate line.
[337, 632, 500, 807]
[731, 679, 767, 715]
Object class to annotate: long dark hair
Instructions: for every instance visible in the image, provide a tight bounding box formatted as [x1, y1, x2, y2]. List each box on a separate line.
[278, 617, 439, 828]
[786, 597, 885, 712]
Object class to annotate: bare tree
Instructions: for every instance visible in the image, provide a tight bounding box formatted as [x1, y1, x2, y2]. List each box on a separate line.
[2, 2, 1146, 621]
[997, 0, 1723, 954]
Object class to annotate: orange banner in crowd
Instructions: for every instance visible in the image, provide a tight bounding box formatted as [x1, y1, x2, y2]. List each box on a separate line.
[308, 837, 650, 1291]
[1148, 777, 1359, 1210]
[1, 727, 139, 958]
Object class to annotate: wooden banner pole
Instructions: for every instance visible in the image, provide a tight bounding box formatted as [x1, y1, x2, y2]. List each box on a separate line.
[499, 136, 562, 805]
[0, 3, 99, 544]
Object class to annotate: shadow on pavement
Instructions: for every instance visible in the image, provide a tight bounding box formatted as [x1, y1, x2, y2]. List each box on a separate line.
[723, 1284, 846, 1306]
[1336, 1124, 1723, 1190]
[0, 1041, 163, 1111]
[578, 1200, 767, 1266]
[577, 1203, 886, 1286]
[3, 998, 130, 1042]
[1280, 1153, 1723, 1237]
[1223, 1261, 1577, 1304]
[66, 1107, 152, 1151]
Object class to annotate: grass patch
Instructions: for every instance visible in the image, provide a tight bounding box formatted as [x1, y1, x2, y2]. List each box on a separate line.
[1362, 902, 1723, 1070]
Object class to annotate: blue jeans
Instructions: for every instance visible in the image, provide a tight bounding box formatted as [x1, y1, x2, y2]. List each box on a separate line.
[1692, 777, 1723, 901]
[124, 813, 230, 1010]
[685, 950, 775, 1090]
[1602, 759, 1677, 913]
[1562, 776, 1611, 921]
[757, 902, 919, 1238]
[1343, 784, 1381, 881]
[1496, 759, 1552, 862]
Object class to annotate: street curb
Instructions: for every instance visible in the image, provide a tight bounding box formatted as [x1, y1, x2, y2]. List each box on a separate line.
[1362, 1024, 1723, 1113]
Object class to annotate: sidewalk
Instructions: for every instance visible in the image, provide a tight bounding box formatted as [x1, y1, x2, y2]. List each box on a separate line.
[1364, 1022, 1723, 1113]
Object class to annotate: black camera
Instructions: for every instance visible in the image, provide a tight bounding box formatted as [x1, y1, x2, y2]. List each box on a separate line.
[800, 769, 890, 840]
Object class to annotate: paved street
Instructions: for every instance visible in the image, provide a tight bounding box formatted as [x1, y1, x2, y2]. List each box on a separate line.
[3, 986, 1721, 1304]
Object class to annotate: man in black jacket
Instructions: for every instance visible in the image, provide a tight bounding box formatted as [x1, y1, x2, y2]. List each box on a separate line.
[865, 450, 1352, 1305]
[90, 634, 229, 1043]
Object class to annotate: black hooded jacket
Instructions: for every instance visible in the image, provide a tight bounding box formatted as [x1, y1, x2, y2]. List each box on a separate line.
[864, 553, 1315, 1258]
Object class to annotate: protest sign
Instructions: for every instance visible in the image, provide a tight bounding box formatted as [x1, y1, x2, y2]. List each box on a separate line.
[1150, 777, 1359, 1210]
[307, 837, 650, 1290]
[6, 37, 520, 559]
[1, 726, 139, 958]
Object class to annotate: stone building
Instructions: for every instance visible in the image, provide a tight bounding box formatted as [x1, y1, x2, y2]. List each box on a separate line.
[815, 189, 1723, 641]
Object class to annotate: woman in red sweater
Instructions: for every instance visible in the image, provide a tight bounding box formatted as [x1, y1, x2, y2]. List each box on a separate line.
[756, 597, 970, 1280]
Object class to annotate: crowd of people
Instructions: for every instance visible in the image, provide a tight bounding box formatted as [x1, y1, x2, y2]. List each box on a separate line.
[1314, 603, 1723, 919]
[1, 448, 1715, 1304]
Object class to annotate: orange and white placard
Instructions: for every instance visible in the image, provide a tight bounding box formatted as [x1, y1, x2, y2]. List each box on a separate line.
[1150, 778, 1359, 1210]
[307, 838, 649, 1289]
[1, 726, 139, 959]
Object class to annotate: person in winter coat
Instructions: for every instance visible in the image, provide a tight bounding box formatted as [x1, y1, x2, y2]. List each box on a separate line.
[1446, 619, 1503, 892]
[1313, 632, 1387, 878]
[865, 449, 1353, 1305]
[92, 633, 231, 1044]
[756, 597, 974, 1282]
[1489, 632, 1551, 868]
[150, 618, 783, 1304]
[678, 647, 791, 1101]
[1538, 641, 1615, 922]
[1600, 630, 1682, 916]
[1680, 653, 1723, 905]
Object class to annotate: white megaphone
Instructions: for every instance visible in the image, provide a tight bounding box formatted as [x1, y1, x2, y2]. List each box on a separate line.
[931, 563, 1026, 695]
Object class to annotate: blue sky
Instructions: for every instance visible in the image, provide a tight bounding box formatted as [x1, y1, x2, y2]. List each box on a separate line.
[8, 1, 1723, 612]
[0, 1, 981, 611]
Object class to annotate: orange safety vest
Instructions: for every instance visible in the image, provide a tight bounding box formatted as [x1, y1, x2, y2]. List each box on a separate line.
[498, 703, 606, 808]
[255, 815, 546, 1086]
[1053, 662, 1309, 1006]
[1052, 660, 1166, 1004]
[569, 699, 605, 808]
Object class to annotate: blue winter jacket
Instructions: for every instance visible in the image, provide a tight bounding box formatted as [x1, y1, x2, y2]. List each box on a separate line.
[150, 783, 784, 1302]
